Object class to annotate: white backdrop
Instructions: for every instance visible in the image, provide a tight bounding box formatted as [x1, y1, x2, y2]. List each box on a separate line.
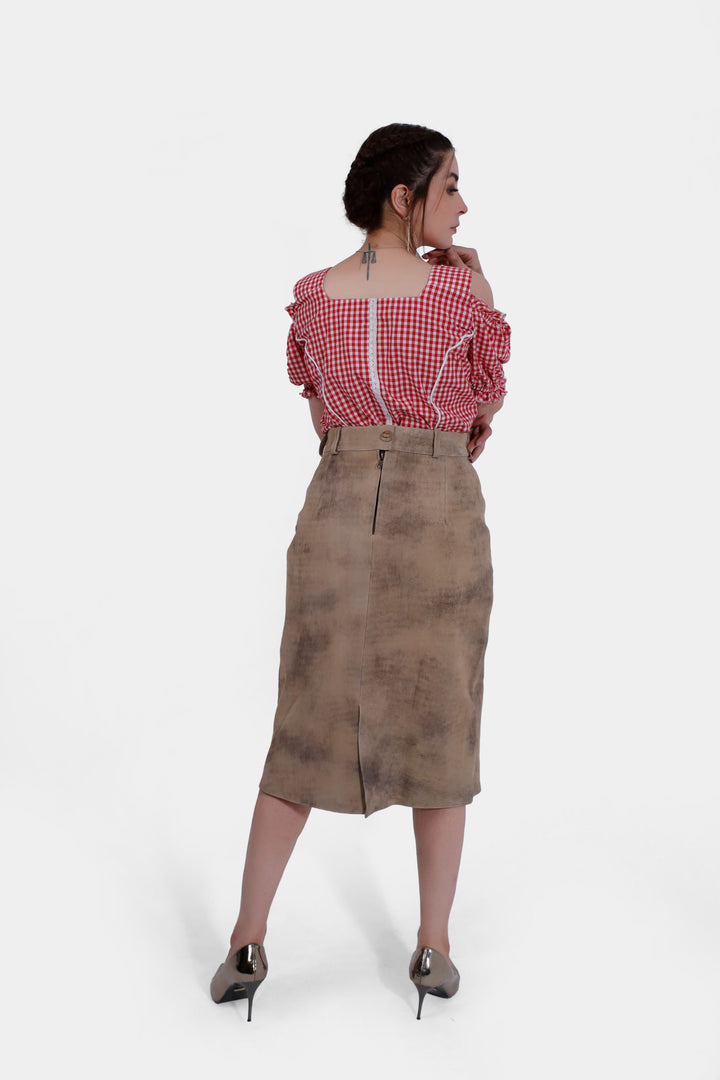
[1, 1, 718, 1076]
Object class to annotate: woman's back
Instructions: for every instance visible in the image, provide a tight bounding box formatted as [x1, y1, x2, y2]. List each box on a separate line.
[285, 255, 510, 435]
[323, 248, 433, 299]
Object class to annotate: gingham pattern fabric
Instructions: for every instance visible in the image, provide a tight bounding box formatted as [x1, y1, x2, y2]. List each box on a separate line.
[285, 263, 511, 435]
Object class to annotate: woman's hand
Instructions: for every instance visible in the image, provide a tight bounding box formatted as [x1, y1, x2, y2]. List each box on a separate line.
[466, 414, 493, 461]
[422, 245, 483, 274]
[466, 399, 505, 462]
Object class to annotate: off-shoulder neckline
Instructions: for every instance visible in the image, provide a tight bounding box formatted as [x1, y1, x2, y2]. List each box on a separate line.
[320, 262, 440, 301]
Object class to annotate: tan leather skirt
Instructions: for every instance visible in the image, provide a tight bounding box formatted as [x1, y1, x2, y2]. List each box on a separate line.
[258, 424, 494, 817]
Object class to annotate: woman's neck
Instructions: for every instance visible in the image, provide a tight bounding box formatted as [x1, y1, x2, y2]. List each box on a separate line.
[359, 229, 422, 259]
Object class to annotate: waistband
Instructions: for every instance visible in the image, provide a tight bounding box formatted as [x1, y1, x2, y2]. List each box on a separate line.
[320, 425, 471, 458]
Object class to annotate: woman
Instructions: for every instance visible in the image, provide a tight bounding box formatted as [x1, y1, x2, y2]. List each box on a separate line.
[210, 123, 511, 1021]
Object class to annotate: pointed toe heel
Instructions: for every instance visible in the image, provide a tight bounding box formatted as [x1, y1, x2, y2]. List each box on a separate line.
[210, 942, 268, 1021]
[409, 945, 460, 1020]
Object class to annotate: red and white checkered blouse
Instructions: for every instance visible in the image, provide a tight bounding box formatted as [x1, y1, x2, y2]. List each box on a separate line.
[285, 262, 511, 435]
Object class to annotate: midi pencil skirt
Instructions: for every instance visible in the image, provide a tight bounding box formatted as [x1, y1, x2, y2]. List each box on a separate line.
[258, 423, 494, 818]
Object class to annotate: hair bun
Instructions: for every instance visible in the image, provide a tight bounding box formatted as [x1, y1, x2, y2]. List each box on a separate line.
[343, 123, 453, 236]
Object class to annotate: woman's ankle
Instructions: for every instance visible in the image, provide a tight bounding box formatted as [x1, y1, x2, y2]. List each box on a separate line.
[229, 922, 267, 950]
[416, 928, 450, 956]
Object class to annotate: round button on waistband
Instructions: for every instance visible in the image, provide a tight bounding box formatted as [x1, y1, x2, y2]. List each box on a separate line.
[380, 430, 393, 441]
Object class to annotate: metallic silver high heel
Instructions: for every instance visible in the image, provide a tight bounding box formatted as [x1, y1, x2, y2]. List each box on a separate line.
[210, 943, 268, 1021]
[408, 945, 460, 1019]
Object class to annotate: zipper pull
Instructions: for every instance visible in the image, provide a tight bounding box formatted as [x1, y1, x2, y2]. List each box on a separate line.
[377, 449, 385, 469]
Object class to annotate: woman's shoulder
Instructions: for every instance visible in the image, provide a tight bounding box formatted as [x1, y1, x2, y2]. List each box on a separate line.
[429, 263, 478, 319]
[433, 263, 507, 319]
[431, 264, 485, 310]
[290, 267, 331, 303]
[430, 262, 473, 291]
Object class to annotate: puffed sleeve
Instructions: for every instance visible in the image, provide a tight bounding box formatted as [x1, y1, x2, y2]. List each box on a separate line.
[285, 300, 320, 399]
[467, 296, 511, 404]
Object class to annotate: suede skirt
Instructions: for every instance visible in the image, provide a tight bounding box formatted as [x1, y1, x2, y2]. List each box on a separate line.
[258, 424, 494, 818]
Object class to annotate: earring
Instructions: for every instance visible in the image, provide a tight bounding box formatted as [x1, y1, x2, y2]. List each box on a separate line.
[404, 215, 414, 253]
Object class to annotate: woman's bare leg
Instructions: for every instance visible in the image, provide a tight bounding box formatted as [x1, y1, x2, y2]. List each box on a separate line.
[412, 805, 466, 957]
[226, 790, 311, 955]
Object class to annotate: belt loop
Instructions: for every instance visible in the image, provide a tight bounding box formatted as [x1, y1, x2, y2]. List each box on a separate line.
[432, 428, 438, 458]
[330, 427, 341, 454]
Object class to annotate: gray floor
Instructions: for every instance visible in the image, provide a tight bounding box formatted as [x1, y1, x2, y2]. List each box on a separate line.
[3, 764, 718, 1080]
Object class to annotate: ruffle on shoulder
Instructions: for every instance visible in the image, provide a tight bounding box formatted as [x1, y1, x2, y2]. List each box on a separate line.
[289, 268, 330, 307]
[466, 295, 511, 404]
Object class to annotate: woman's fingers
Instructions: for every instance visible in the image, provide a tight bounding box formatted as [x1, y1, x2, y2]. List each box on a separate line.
[423, 247, 464, 267]
[467, 422, 492, 460]
[423, 245, 482, 272]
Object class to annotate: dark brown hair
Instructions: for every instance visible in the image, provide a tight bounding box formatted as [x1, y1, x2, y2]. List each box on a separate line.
[343, 123, 454, 247]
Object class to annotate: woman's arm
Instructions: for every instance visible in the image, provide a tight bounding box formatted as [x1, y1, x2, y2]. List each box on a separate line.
[308, 395, 324, 439]
[469, 269, 494, 308]
[478, 396, 504, 420]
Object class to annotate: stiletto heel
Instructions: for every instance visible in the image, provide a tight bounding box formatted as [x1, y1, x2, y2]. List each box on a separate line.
[415, 983, 429, 1020]
[408, 945, 460, 1020]
[210, 942, 268, 1021]
[245, 979, 261, 1022]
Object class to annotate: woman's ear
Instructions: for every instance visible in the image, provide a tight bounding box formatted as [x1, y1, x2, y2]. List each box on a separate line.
[389, 183, 412, 218]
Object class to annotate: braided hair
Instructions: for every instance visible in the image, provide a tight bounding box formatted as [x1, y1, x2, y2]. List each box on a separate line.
[343, 123, 454, 245]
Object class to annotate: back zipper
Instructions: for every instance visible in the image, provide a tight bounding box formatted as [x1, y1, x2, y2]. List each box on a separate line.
[371, 449, 386, 534]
